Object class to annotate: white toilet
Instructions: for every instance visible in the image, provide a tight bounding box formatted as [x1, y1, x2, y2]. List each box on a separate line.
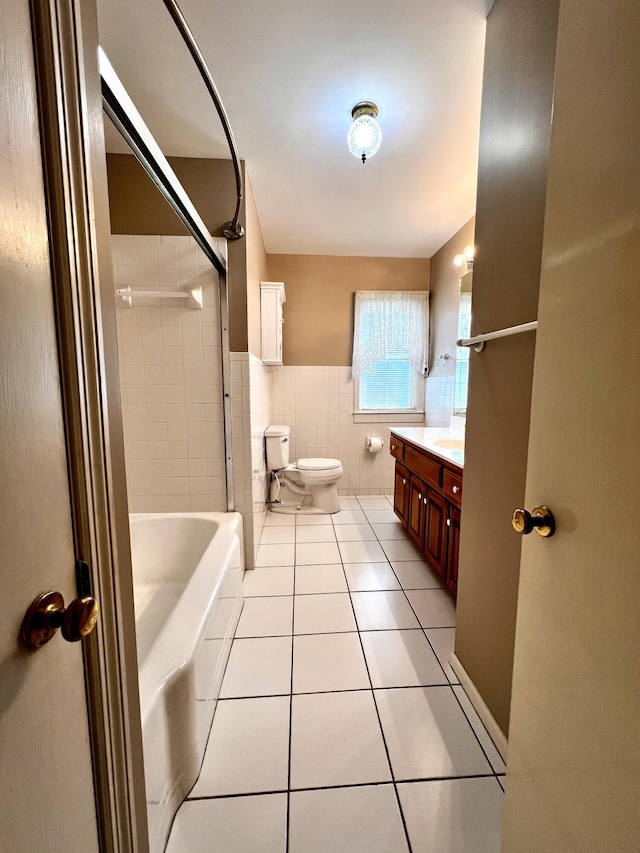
[265, 425, 343, 514]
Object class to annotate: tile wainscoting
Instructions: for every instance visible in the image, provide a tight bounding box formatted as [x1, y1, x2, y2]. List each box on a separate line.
[249, 354, 273, 562]
[229, 352, 273, 569]
[270, 366, 424, 496]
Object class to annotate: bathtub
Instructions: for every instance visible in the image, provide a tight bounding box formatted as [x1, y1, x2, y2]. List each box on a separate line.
[129, 512, 244, 853]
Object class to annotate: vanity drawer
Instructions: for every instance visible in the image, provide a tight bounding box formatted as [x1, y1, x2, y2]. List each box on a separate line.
[443, 468, 463, 507]
[404, 445, 442, 489]
[389, 437, 405, 461]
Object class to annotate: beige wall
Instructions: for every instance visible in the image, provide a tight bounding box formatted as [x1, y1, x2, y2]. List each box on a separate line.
[106, 154, 249, 352]
[245, 173, 268, 359]
[455, 0, 560, 736]
[267, 255, 430, 366]
[426, 217, 476, 426]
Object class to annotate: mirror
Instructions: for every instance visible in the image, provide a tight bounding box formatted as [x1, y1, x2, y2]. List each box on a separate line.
[454, 269, 472, 415]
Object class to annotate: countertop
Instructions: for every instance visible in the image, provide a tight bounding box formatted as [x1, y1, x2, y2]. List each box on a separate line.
[389, 427, 464, 469]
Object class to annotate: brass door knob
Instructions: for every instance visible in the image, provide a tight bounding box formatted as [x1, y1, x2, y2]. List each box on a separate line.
[512, 506, 555, 537]
[21, 591, 100, 650]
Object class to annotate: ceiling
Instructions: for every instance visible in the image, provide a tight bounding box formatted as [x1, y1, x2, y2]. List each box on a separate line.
[97, 0, 489, 258]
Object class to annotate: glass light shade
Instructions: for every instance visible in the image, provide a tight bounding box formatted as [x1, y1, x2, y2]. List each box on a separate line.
[454, 245, 474, 267]
[347, 114, 382, 162]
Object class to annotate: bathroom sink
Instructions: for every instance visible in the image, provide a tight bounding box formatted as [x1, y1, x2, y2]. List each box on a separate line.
[431, 437, 465, 451]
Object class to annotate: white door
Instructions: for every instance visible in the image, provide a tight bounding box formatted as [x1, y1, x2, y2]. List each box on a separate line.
[0, 0, 99, 849]
[501, 1, 640, 850]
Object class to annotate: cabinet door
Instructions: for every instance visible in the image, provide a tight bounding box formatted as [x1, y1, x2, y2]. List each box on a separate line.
[446, 505, 461, 597]
[425, 488, 447, 578]
[393, 463, 410, 525]
[407, 475, 426, 548]
[260, 284, 285, 364]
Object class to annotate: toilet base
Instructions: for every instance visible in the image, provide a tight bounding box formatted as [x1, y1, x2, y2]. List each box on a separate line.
[269, 477, 341, 515]
[270, 467, 342, 515]
[269, 504, 338, 516]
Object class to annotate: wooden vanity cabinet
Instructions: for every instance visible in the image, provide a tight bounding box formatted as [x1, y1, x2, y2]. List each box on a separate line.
[394, 463, 410, 525]
[424, 487, 448, 578]
[446, 505, 461, 596]
[391, 434, 463, 596]
[407, 475, 426, 546]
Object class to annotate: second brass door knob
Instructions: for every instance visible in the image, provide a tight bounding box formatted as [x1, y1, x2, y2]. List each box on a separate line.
[21, 591, 100, 649]
[512, 505, 555, 537]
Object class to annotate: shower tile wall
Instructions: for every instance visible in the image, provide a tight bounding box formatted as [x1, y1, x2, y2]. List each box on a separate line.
[228, 352, 273, 569]
[112, 234, 227, 513]
[270, 366, 423, 495]
[249, 354, 273, 559]
[230, 352, 255, 566]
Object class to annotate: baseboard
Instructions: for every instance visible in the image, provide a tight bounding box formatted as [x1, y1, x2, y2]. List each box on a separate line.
[450, 652, 508, 762]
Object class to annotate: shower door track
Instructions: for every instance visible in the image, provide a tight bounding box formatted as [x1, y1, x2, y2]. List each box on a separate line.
[100, 49, 235, 511]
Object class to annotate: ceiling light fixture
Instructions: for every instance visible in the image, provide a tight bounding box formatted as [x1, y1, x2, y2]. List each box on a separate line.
[453, 245, 475, 268]
[347, 101, 382, 164]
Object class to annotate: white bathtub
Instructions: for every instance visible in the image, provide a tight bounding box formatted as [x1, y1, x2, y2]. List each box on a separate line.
[129, 512, 244, 853]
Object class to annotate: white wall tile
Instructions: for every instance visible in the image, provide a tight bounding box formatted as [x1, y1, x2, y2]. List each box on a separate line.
[113, 235, 227, 516]
[268, 365, 423, 495]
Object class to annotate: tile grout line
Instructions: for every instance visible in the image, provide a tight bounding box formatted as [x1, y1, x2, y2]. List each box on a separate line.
[377, 518, 460, 689]
[216, 683, 454, 701]
[186, 771, 500, 802]
[365, 498, 503, 782]
[387, 564, 455, 686]
[364, 504, 503, 780]
[337, 521, 414, 853]
[284, 524, 298, 852]
[351, 496, 437, 853]
[177, 606, 243, 837]
[449, 683, 504, 779]
[208, 497, 503, 848]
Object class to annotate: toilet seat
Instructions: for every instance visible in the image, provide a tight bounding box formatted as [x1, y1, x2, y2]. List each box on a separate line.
[296, 457, 342, 471]
[285, 460, 343, 483]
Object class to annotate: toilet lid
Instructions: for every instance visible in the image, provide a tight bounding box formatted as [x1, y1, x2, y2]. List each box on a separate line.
[297, 457, 342, 471]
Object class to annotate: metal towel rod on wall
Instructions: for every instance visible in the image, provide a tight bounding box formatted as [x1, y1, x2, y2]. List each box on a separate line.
[457, 321, 538, 352]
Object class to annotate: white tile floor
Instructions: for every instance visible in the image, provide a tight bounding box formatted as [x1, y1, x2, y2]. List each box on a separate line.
[167, 495, 505, 853]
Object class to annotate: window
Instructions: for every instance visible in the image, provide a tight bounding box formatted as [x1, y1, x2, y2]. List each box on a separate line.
[352, 291, 429, 415]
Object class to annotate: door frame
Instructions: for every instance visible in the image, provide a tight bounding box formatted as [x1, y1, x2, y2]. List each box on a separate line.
[30, 0, 149, 849]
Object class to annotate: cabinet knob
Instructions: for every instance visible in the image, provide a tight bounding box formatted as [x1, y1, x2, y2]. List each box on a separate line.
[512, 505, 555, 537]
[452, 485, 460, 494]
[402, 478, 406, 485]
[424, 497, 427, 505]
[447, 518, 451, 527]
[418, 493, 422, 501]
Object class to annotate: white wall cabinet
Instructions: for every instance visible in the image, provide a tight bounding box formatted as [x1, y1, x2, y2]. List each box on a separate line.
[260, 281, 286, 365]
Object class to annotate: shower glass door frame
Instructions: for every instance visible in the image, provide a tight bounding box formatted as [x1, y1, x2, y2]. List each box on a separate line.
[100, 48, 235, 511]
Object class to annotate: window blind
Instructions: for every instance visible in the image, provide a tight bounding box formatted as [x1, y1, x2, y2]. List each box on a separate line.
[352, 291, 428, 413]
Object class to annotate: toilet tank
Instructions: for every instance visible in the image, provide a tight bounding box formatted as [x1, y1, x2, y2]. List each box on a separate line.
[265, 425, 290, 470]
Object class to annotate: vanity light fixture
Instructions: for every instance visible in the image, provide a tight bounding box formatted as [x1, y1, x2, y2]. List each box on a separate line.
[453, 245, 474, 268]
[347, 101, 382, 163]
